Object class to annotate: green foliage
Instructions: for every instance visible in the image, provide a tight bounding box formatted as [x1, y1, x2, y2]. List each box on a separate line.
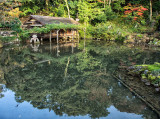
[86, 22, 127, 42]
[0, 36, 17, 42]
[0, 18, 22, 33]
[104, 6, 118, 20]
[149, 38, 160, 46]
[112, 0, 125, 13]
[78, 1, 103, 25]
[76, 51, 100, 73]
[153, 1, 160, 12]
[19, 30, 30, 41]
[20, 6, 40, 16]
[0, 0, 159, 43]
[69, 1, 79, 19]
[29, 23, 79, 34]
[54, 4, 66, 17]
[10, 18, 22, 33]
[129, 62, 160, 86]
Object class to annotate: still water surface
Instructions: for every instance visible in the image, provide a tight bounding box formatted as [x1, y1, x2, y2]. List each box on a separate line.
[0, 41, 159, 119]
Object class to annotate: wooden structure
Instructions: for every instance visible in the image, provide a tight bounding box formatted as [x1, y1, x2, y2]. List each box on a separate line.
[22, 15, 79, 43]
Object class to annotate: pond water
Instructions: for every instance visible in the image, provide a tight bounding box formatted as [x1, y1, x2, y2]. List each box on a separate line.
[0, 41, 160, 119]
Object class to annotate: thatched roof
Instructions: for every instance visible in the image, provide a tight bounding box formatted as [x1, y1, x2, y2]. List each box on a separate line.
[30, 15, 79, 26]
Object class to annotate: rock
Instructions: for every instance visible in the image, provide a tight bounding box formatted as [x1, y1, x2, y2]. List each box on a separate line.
[128, 66, 135, 70]
[145, 82, 151, 86]
[153, 84, 159, 87]
[124, 39, 135, 44]
[155, 88, 160, 92]
[144, 70, 149, 74]
[141, 78, 147, 83]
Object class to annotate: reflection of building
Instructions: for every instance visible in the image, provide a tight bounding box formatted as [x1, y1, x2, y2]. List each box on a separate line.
[32, 43, 79, 57]
[23, 15, 79, 42]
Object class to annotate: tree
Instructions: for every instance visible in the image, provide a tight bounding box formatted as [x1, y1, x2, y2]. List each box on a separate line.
[64, 0, 70, 18]
[150, 0, 152, 21]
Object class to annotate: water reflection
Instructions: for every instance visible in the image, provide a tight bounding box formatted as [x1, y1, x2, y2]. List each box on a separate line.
[30, 44, 40, 52]
[29, 42, 79, 57]
[0, 41, 159, 119]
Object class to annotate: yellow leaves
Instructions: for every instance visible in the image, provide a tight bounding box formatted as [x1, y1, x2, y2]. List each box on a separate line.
[8, 8, 22, 18]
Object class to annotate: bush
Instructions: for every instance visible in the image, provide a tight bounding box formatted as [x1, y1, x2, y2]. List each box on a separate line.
[87, 22, 126, 42]
[0, 36, 17, 42]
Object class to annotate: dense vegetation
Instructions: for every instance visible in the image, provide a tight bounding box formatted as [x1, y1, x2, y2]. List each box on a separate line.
[0, 0, 160, 41]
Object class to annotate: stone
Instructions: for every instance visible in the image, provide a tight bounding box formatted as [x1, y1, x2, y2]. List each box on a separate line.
[30, 34, 40, 43]
[155, 88, 160, 92]
[145, 82, 151, 86]
[154, 84, 159, 87]
[141, 78, 147, 83]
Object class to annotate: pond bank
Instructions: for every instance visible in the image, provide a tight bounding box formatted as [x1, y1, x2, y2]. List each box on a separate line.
[114, 69, 160, 116]
[124, 32, 160, 44]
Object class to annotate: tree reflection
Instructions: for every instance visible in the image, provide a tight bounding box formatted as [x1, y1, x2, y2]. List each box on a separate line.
[0, 42, 159, 119]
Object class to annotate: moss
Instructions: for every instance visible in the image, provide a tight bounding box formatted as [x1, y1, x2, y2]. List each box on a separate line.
[136, 63, 160, 71]
[148, 74, 156, 80]
[128, 62, 160, 87]
[141, 74, 147, 79]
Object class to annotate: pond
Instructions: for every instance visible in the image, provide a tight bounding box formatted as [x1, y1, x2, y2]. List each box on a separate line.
[0, 41, 160, 119]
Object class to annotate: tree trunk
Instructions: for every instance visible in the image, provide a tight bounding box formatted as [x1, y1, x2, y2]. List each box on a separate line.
[150, 0, 152, 22]
[83, 27, 86, 51]
[46, 0, 49, 10]
[64, 0, 70, 18]
[109, 0, 111, 6]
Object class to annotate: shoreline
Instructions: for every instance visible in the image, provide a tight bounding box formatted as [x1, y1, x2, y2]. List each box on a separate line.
[114, 69, 160, 117]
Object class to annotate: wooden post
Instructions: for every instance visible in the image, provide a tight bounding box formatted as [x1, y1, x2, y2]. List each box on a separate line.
[41, 37, 43, 44]
[50, 41, 52, 53]
[77, 31, 80, 44]
[57, 30, 59, 44]
[72, 29, 74, 42]
[72, 30, 76, 52]
[50, 31, 52, 42]
[65, 30, 67, 43]
[57, 30, 60, 57]
[57, 43, 59, 57]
